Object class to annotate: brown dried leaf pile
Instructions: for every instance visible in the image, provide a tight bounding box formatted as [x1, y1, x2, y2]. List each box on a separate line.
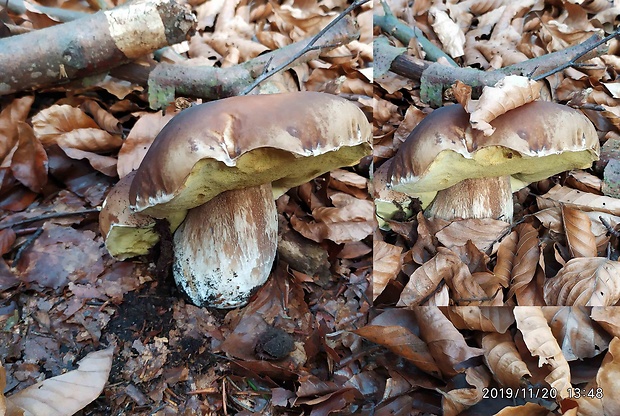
[0, 0, 374, 415]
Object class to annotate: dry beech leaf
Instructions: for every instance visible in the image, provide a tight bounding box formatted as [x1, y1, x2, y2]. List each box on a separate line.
[434, 218, 510, 252]
[372, 241, 403, 301]
[291, 194, 374, 244]
[494, 230, 517, 288]
[429, 7, 465, 58]
[591, 307, 620, 338]
[409, 212, 441, 265]
[543, 257, 620, 306]
[597, 337, 620, 415]
[444, 252, 495, 306]
[514, 307, 571, 399]
[542, 307, 611, 361]
[11, 123, 48, 193]
[32, 105, 123, 152]
[441, 365, 491, 416]
[61, 148, 117, 177]
[533, 207, 564, 234]
[443, 306, 515, 333]
[80, 100, 122, 135]
[492, 402, 554, 415]
[537, 185, 620, 216]
[0, 229, 16, 256]
[467, 76, 542, 136]
[0, 96, 34, 162]
[506, 223, 540, 302]
[117, 111, 176, 178]
[481, 331, 531, 388]
[7, 347, 113, 416]
[353, 325, 441, 377]
[414, 307, 485, 378]
[397, 247, 458, 307]
[562, 205, 597, 258]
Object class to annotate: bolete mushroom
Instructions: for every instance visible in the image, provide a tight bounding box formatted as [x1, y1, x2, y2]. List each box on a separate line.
[112, 92, 371, 308]
[99, 171, 186, 260]
[388, 101, 599, 223]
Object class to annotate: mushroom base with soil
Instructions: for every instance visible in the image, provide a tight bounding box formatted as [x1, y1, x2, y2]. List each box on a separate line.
[425, 176, 514, 223]
[172, 183, 278, 309]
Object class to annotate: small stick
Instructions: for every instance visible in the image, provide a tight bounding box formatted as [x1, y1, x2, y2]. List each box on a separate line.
[240, 0, 370, 95]
[0, 208, 100, 230]
[13, 228, 43, 265]
[533, 27, 620, 81]
[600, 216, 620, 238]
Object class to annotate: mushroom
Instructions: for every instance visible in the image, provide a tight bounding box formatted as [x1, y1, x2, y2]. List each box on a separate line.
[118, 91, 371, 308]
[99, 171, 186, 260]
[388, 101, 600, 223]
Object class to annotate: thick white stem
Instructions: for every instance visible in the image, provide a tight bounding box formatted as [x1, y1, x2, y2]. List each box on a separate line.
[425, 176, 513, 223]
[172, 183, 278, 308]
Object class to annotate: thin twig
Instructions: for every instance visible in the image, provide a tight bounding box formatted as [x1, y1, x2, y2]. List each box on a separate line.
[13, 228, 43, 265]
[0, 208, 100, 230]
[240, 0, 370, 95]
[600, 216, 620, 238]
[533, 27, 620, 80]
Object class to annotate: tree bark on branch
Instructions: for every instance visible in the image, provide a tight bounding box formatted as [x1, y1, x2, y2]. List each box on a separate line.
[0, 0, 196, 95]
[142, 15, 361, 108]
[375, 34, 611, 107]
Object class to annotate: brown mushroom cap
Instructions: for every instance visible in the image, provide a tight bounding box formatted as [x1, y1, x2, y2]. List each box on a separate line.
[129, 92, 372, 217]
[99, 171, 186, 260]
[389, 101, 600, 196]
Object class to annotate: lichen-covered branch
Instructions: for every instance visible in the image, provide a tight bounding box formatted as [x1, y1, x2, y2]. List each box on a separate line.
[375, 33, 610, 107]
[144, 15, 361, 108]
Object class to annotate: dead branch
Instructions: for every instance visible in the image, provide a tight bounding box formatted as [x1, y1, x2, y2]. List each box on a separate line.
[138, 14, 361, 108]
[0, 0, 196, 96]
[374, 0, 457, 66]
[375, 31, 613, 106]
[0, 208, 101, 230]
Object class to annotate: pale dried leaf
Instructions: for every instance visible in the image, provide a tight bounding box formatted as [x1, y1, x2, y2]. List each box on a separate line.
[493, 230, 517, 288]
[435, 218, 510, 252]
[506, 223, 540, 302]
[598, 337, 620, 415]
[397, 248, 458, 307]
[441, 366, 490, 416]
[444, 306, 514, 333]
[492, 402, 554, 415]
[542, 307, 611, 361]
[562, 205, 597, 258]
[481, 332, 531, 388]
[33, 105, 99, 144]
[0, 96, 34, 162]
[7, 347, 113, 416]
[414, 306, 485, 378]
[329, 169, 368, 189]
[55, 128, 122, 153]
[372, 241, 403, 300]
[117, 111, 176, 178]
[543, 257, 620, 306]
[291, 192, 375, 243]
[429, 7, 465, 58]
[11, 123, 48, 193]
[514, 306, 571, 398]
[468, 76, 542, 135]
[353, 325, 441, 377]
[444, 252, 494, 306]
[591, 307, 620, 338]
[537, 185, 620, 216]
[61, 148, 117, 177]
[80, 100, 122, 135]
